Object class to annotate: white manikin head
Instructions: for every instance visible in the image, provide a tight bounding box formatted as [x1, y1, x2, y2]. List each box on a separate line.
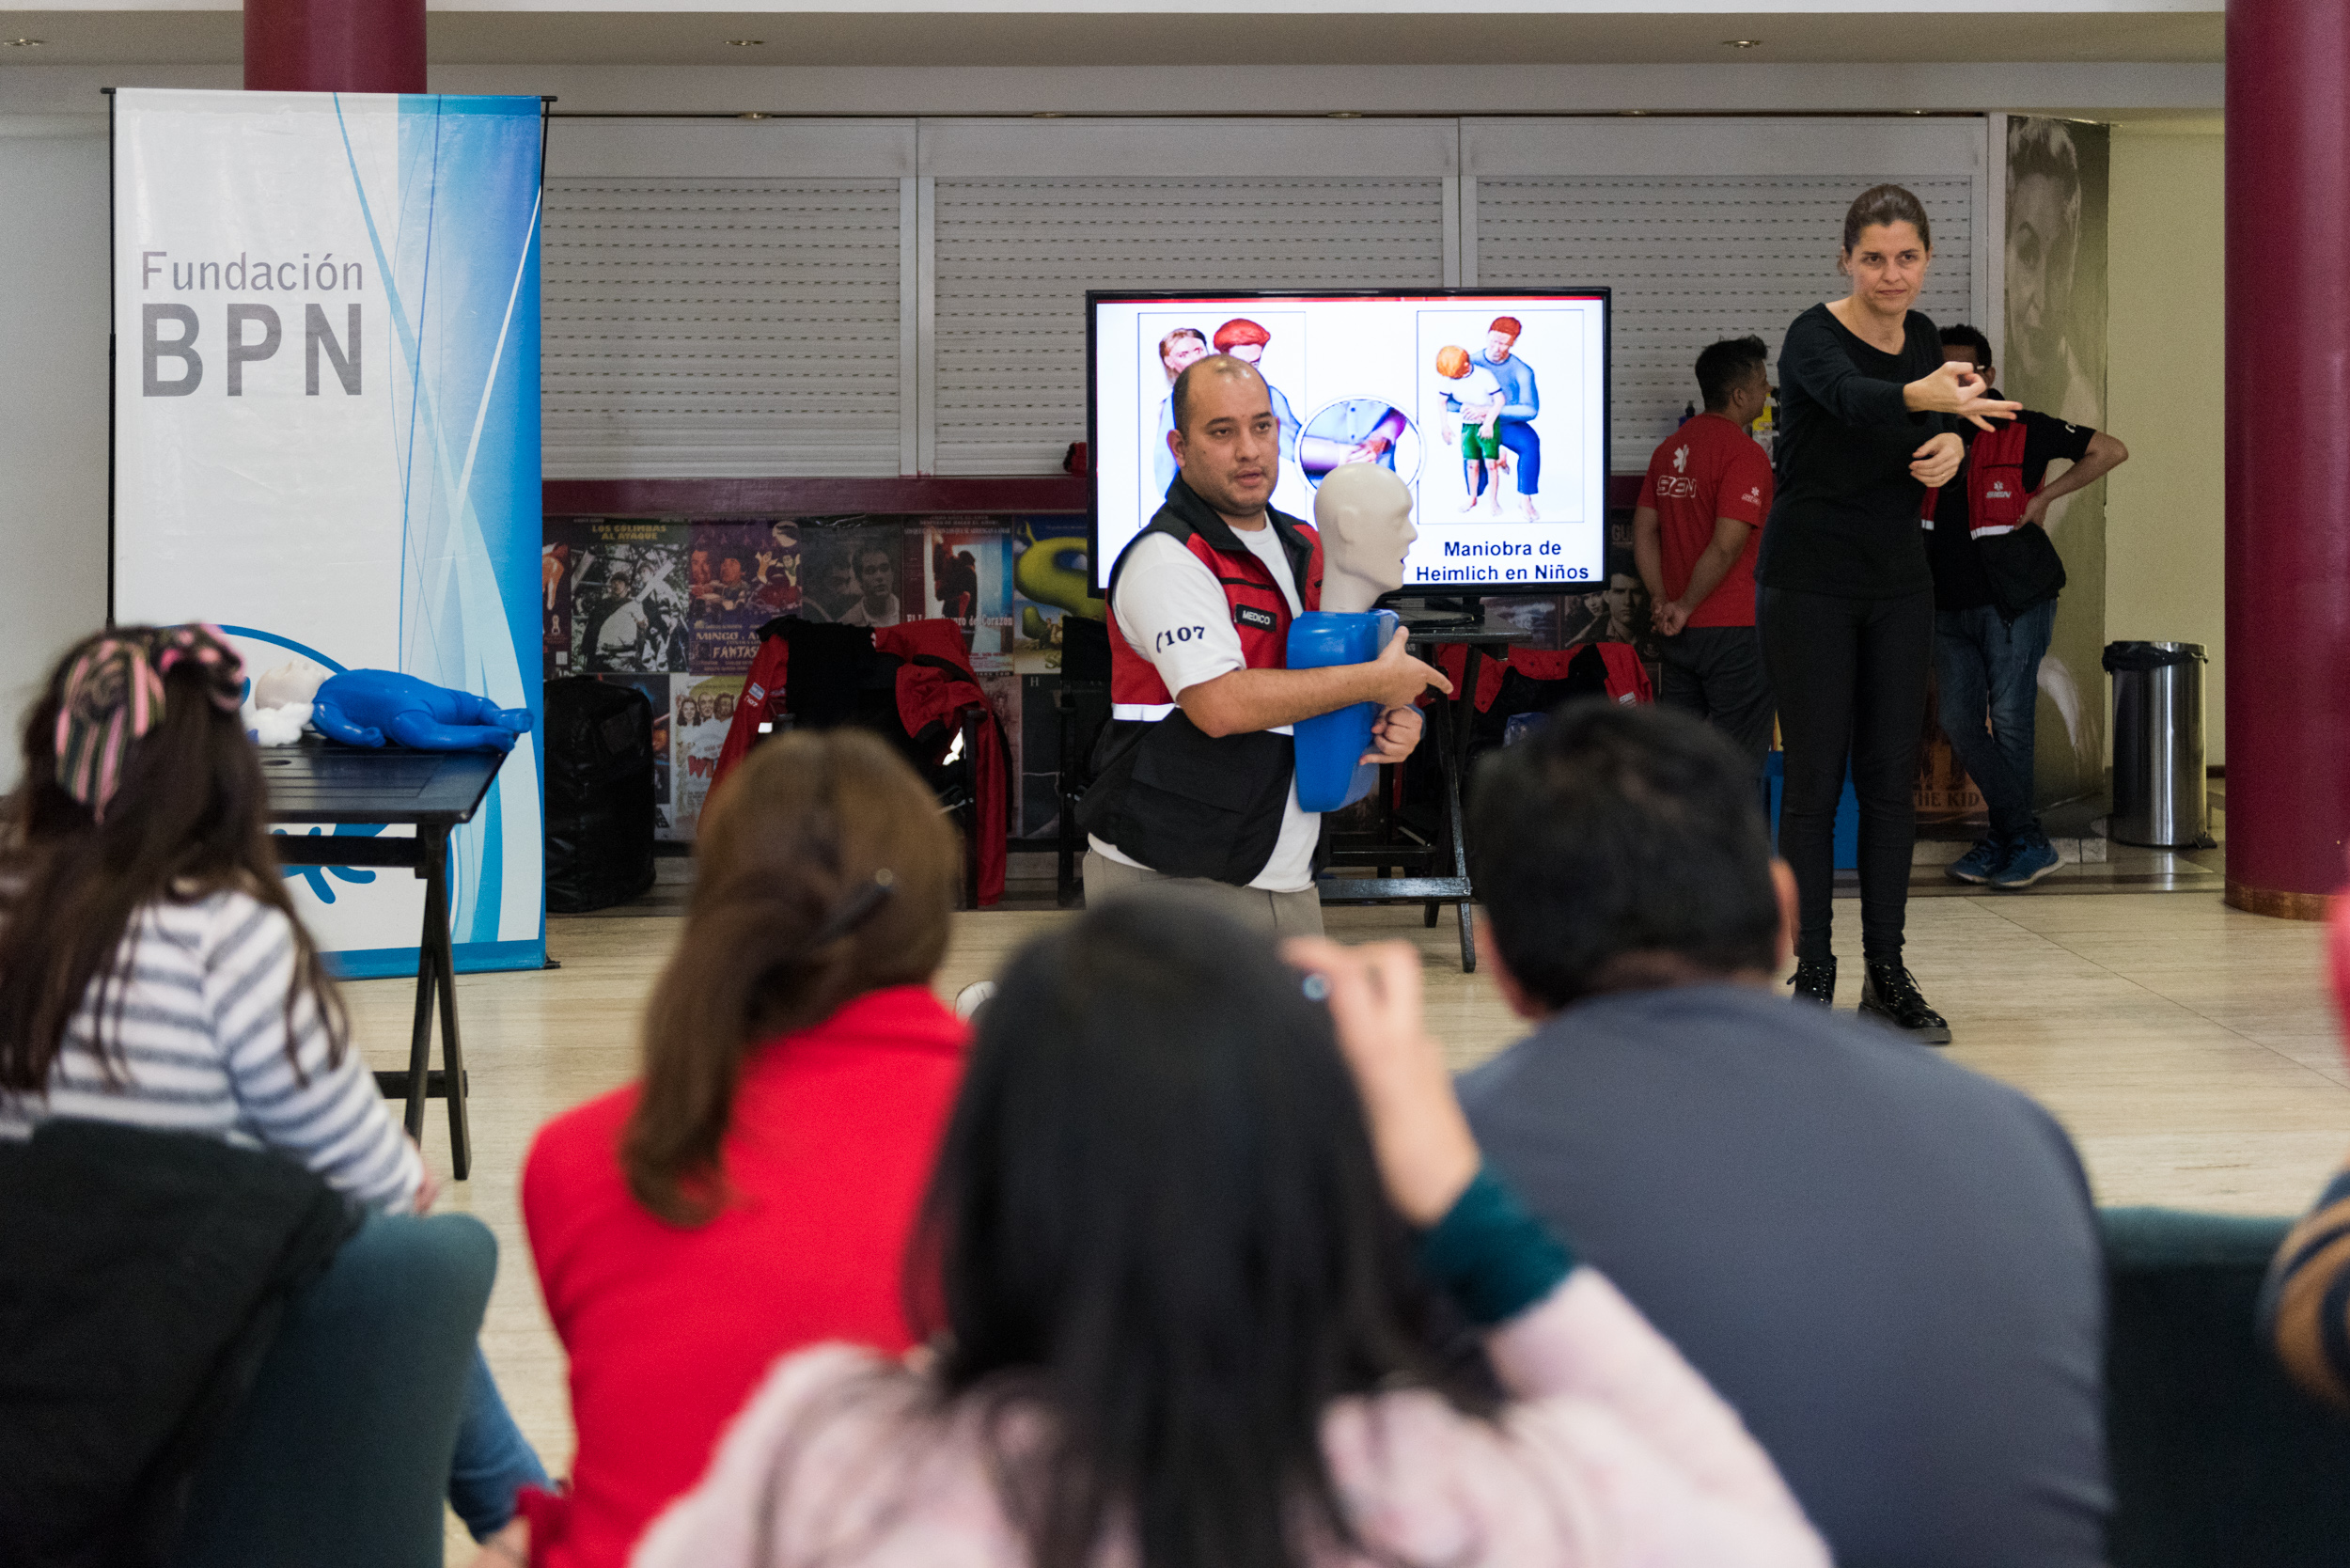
[1314, 463, 1418, 614]
[252, 659, 330, 710]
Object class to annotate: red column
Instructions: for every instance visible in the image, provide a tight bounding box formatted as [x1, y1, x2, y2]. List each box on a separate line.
[2224, 0, 2350, 919]
[244, 0, 426, 94]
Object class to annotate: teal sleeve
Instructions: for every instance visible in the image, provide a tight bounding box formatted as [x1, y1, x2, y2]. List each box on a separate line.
[1416, 1164, 1577, 1327]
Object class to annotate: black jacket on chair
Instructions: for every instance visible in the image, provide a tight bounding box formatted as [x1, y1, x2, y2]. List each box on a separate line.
[0, 1119, 359, 1568]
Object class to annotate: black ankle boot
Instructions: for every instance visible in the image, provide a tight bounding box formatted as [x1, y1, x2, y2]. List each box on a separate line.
[1788, 957, 1836, 1006]
[1859, 962, 1951, 1045]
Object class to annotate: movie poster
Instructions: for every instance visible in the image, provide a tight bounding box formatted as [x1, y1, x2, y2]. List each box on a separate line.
[923, 522, 1016, 671]
[800, 524, 905, 628]
[571, 519, 691, 674]
[1917, 669, 1989, 826]
[595, 672, 675, 839]
[690, 521, 796, 674]
[542, 523, 582, 679]
[672, 674, 745, 840]
[2003, 116, 2108, 808]
[1010, 519, 1100, 674]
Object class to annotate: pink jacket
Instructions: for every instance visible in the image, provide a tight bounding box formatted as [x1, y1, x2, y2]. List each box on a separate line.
[632, 1269, 1828, 1568]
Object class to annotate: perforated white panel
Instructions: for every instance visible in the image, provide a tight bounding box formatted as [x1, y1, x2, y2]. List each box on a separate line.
[1474, 176, 1976, 471]
[931, 177, 1446, 474]
[542, 179, 903, 478]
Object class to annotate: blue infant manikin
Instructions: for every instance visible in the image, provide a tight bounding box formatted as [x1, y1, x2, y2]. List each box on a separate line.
[313, 670, 534, 753]
[1288, 609, 1402, 812]
[1285, 462, 1422, 813]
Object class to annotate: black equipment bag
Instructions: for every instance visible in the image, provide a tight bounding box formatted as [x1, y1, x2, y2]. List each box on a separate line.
[545, 676, 657, 914]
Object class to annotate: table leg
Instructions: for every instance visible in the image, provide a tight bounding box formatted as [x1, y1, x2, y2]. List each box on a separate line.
[1448, 650, 1483, 974]
[420, 825, 472, 1181]
[401, 858, 437, 1142]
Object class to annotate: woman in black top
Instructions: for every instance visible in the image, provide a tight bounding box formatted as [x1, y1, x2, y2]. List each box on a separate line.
[1757, 185, 2017, 1042]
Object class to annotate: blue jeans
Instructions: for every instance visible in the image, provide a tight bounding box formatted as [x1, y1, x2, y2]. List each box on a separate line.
[1934, 600, 2057, 840]
[449, 1345, 549, 1541]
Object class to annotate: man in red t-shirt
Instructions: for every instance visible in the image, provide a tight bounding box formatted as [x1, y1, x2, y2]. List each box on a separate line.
[1633, 335, 1777, 774]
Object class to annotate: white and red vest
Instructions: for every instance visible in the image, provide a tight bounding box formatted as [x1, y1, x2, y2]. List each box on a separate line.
[1078, 478, 1324, 886]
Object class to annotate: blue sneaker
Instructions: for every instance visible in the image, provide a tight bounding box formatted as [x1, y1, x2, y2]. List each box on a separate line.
[1991, 829, 2061, 890]
[1946, 836, 2008, 885]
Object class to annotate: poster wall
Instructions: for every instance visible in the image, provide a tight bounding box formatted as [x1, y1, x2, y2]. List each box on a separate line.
[2006, 117, 2110, 809]
[112, 87, 546, 976]
[550, 513, 1084, 841]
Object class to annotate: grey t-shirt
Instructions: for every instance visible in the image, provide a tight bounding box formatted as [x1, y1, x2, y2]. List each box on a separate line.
[1460, 983, 2107, 1568]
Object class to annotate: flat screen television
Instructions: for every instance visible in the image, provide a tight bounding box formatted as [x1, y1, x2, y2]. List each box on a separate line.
[1087, 288, 1610, 596]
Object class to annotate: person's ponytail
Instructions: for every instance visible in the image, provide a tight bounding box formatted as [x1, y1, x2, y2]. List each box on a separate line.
[619, 729, 958, 1226]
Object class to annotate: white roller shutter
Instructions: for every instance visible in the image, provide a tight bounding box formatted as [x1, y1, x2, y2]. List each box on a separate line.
[930, 176, 1448, 474]
[1475, 174, 1976, 472]
[542, 177, 904, 478]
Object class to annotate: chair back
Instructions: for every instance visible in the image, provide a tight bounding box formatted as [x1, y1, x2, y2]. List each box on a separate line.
[168, 1212, 497, 1568]
[2102, 1206, 2350, 1568]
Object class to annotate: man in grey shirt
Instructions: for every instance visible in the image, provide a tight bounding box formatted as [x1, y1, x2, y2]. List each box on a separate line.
[1458, 702, 2107, 1567]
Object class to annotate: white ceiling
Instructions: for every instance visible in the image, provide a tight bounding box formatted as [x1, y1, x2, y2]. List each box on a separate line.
[0, 7, 2223, 68]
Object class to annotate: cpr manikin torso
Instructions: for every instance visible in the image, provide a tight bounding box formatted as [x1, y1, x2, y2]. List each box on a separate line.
[1289, 464, 1417, 810]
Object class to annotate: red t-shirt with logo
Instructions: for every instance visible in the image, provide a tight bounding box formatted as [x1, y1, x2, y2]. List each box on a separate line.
[1637, 414, 1774, 629]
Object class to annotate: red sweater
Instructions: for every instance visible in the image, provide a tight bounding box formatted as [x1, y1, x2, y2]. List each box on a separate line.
[519, 985, 967, 1568]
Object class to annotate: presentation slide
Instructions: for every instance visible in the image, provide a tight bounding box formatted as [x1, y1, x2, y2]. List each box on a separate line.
[1091, 290, 1608, 593]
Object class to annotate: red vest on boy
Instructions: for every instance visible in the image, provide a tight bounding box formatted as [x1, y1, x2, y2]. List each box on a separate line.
[1079, 478, 1324, 886]
[1921, 419, 2031, 538]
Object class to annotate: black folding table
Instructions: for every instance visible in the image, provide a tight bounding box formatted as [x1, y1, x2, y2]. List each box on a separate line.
[263, 740, 507, 1180]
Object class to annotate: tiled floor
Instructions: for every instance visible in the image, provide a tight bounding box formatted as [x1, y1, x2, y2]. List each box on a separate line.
[380, 860, 2342, 1561]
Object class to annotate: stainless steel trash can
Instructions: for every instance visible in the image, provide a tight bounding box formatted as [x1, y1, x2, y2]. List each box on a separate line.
[2102, 641, 2208, 848]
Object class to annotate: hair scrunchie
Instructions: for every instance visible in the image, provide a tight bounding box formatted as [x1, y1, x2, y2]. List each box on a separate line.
[55, 624, 245, 820]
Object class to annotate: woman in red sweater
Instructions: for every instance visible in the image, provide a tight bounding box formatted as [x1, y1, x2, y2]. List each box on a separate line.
[505, 729, 966, 1568]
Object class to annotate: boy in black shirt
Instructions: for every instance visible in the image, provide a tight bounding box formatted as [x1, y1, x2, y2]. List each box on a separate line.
[1931, 325, 2129, 889]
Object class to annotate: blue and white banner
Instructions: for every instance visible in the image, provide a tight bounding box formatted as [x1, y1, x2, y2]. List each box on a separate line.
[112, 87, 545, 976]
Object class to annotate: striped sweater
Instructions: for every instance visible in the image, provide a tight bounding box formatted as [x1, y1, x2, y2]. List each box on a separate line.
[0, 888, 421, 1212]
[2265, 1158, 2350, 1408]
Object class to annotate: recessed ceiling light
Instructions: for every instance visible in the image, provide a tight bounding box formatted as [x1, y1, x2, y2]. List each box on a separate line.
[1328, 111, 1364, 119]
[4, 38, 47, 47]
[1620, 109, 1650, 117]
[1723, 39, 1762, 49]
[726, 39, 764, 47]
[739, 111, 772, 120]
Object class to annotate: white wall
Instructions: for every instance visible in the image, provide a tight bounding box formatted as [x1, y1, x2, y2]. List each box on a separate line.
[0, 118, 111, 777]
[2105, 121, 2224, 761]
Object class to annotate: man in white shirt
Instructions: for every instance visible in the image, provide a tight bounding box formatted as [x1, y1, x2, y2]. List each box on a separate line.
[837, 542, 902, 627]
[1077, 354, 1451, 934]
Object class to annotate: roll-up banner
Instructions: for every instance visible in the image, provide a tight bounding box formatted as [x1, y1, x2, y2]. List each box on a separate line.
[111, 87, 546, 977]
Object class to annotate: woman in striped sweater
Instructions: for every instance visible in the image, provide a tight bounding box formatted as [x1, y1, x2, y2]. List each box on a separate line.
[2264, 887, 2350, 1406]
[0, 624, 545, 1541]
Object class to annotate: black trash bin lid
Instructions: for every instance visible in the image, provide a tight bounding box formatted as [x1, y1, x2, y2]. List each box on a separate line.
[2102, 641, 2205, 673]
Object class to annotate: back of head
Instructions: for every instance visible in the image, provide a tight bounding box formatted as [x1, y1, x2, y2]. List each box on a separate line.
[1695, 335, 1769, 411]
[621, 728, 960, 1224]
[1469, 701, 1779, 1010]
[0, 625, 330, 1090]
[920, 895, 1469, 1568]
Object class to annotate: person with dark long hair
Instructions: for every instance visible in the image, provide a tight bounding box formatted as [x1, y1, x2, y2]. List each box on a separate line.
[0, 624, 547, 1544]
[512, 729, 967, 1568]
[1758, 184, 2018, 1042]
[633, 900, 1828, 1568]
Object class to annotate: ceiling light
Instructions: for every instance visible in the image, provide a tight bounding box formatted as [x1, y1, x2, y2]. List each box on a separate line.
[4, 38, 46, 46]
[1620, 109, 1650, 117]
[1328, 111, 1364, 119]
[1723, 39, 1762, 49]
[739, 111, 772, 119]
[726, 39, 764, 47]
